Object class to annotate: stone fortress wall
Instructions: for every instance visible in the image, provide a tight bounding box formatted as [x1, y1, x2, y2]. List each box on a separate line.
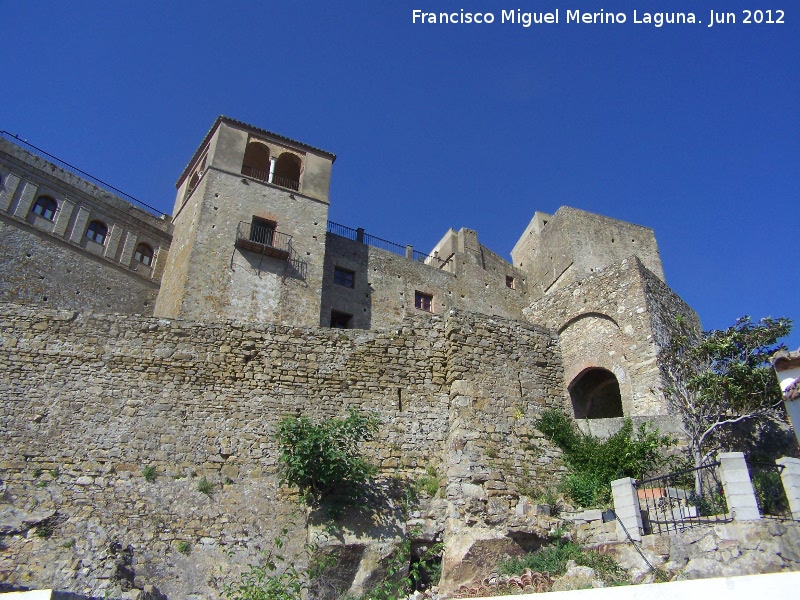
[0, 136, 172, 315]
[0, 303, 566, 596]
[0, 117, 713, 596]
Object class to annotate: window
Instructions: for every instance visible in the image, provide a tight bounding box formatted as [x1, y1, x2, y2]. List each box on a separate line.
[32, 196, 58, 221]
[415, 291, 433, 312]
[134, 243, 154, 267]
[330, 310, 352, 329]
[86, 220, 108, 244]
[250, 217, 276, 247]
[273, 153, 301, 191]
[333, 267, 355, 288]
[506, 276, 516, 289]
[241, 139, 270, 181]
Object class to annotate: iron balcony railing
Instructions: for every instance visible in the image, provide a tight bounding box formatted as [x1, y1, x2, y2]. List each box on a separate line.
[240, 165, 300, 191]
[0, 130, 163, 218]
[235, 221, 292, 259]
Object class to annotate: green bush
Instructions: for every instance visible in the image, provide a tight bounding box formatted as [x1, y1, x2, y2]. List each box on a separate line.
[535, 410, 677, 507]
[752, 469, 789, 516]
[277, 409, 379, 505]
[498, 540, 626, 585]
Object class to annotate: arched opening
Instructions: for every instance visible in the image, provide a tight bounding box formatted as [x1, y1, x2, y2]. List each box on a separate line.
[32, 196, 58, 221]
[569, 368, 623, 419]
[134, 243, 154, 267]
[241, 140, 270, 181]
[86, 220, 108, 245]
[273, 152, 301, 191]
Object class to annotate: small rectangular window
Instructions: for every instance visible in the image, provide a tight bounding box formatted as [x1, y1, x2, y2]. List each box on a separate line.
[330, 310, 352, 329]
[506, 276, 516, 289]
[415, 291, 433, 312]
[333, 267, 355, 288]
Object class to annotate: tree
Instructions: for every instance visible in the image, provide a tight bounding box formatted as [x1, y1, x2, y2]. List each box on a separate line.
[662, 315, 792, 471]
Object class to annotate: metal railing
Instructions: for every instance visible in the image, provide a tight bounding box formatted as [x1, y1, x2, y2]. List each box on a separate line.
[326, 220, 452, 270]
[235, 221, 292, 256]
[240, 165, 299, 191]
[636, 462, 732, 534]
[748, 460, 792, 520]
[326, 220, 358, 241]
[363, 232, 407, 257]
[0, 130, 163, 218]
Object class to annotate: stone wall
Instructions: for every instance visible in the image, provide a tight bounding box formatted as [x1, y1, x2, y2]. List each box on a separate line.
[512, 207, 664, 299]
[0, 138, 171, 316]
[525, 257, 698, 420]
[0, 303, 567, 597]
[0, 218, 160, 315]
[320, 231, 529, 330]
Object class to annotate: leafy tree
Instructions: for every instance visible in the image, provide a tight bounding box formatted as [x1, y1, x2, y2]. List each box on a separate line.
[277, 408, 379, 505]
[662, 316, 792, 470]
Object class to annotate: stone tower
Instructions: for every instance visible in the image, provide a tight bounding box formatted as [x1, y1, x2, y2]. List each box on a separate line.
[154, 117, 336, 325]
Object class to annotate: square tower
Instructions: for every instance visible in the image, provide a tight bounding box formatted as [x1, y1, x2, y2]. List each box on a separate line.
[154, 117, 335, 325]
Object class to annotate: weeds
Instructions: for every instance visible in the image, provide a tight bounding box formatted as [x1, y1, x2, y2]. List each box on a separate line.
[178, 541, 191, 555]
[142, 466, 157, 483]
[498, 540, 626, 586]
[197, 477, 213, 495]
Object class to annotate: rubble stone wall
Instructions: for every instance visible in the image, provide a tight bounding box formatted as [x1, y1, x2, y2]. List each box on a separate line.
[0, 303, 566, 597]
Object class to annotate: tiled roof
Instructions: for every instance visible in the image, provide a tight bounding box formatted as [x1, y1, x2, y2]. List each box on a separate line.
[176, 116, 336, 188]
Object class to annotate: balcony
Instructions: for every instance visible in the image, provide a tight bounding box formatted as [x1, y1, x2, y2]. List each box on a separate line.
[235, 221, 292, 259]
[240, 165, 300, 192]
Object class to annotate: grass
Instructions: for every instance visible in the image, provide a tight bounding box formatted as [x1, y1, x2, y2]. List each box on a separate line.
[177, 541, 191, 554]
[197, 477, 213, 495]
[498, 540, 627, 586]
[35, 523, 54, 539]
[142, 466, 157, 483]
[415, 465, 442, 498]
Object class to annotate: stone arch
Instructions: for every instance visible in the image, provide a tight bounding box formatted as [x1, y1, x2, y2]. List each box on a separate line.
[568, 367, 623, 419]
[557, 311, 633, 416]
[241, 139, 271, 180]
[273, 152, 301, 191]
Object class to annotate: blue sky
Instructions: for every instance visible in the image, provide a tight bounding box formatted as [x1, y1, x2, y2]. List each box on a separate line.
[2, 0, 797, 349]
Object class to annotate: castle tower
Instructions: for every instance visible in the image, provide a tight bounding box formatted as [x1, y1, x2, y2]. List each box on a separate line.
[154, 117, 335, 325]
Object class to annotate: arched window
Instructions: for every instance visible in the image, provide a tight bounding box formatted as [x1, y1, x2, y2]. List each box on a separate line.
[32, 196, 58, 221]
[241, 140, 271, 181]
[86, 220, 108, 245]
[569, 368, 623, 419]
[273, 153, 301, 191]
[134, 243, 154, 267]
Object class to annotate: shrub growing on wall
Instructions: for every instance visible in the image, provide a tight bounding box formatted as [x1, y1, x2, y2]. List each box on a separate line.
[277, 408, 380, 505]
[535, 409, 677, 506]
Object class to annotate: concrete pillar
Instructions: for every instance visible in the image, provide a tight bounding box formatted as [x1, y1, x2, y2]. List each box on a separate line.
[718, 452, 761, 521]
[69, 206, 91, 244]
[356, 228, 365, 243]
[0, 172, 22, 213]
[13, 181, 38, 219]
[611, 477, 643, 541]
[52, 199, 75, 237]
[268, 157, 276, 183]
[405, 245, 414, 259]
[776, 457, 800, 520]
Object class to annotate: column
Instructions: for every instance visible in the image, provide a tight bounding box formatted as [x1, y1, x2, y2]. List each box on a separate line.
[119, 231, 139, 266]
[776, 457, 800, 520]
[0, 172, 21, 213]
[268, 157, 277, 183]
[53, 199, 75, 237]
[69, 206, 91, 243]
[12, 181, 38, 218]
[718, 452, 761, 521]
[611, 477, 643, 541]
[104, 223, 124, 260]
